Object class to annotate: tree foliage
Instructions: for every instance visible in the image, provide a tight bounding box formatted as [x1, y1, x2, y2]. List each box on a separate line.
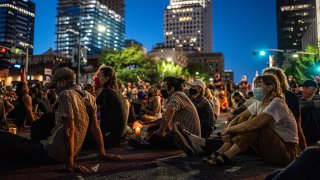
[156, 60, 189, 82]
[99, 45, 158, 84]
[186, 61, 211, 81]
[283, 44, 319, 84]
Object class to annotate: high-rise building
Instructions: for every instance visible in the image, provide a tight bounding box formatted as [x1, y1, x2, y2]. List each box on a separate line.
[277, 0, 316, 51]
[164, 0, 213, 53]
[0, 0, 35, 54]
[56, 0, 125, 57]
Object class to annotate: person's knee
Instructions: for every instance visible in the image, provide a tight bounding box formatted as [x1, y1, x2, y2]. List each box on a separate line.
[300, 147, 320, 160]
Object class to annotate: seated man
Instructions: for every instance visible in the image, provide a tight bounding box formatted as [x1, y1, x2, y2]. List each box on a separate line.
[188, 79, 215, 138]
[129, 76, 201, 153]
[299, 80, 320, 145]
[0, 68, 122, 173]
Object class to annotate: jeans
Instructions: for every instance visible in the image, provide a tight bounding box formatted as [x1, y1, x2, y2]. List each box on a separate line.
[265, 147, 320, 180]
[0, 131, 55, 164]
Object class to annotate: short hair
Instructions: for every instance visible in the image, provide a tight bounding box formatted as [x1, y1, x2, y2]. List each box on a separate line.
[163, 76, 185, 91]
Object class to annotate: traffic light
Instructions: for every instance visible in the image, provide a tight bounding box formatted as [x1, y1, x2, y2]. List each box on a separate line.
[259, 50, 266, 56]
[253, 50, 267, 56]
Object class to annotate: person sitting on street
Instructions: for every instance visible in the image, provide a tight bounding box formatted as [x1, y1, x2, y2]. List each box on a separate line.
[188, 79, 215, 138]
[263, 67, 306, 150]
[218, 90, 229, 113]
[130, 76, 201, 151]
[299, 80, 320, 145]
[175, 75, 300, 167]
[0, 68, 122, 173]
[140, 86, 162, 122]
[204, 88, 220, 119]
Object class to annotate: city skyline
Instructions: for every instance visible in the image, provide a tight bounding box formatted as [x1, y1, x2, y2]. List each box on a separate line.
[33, 0, 277, 83]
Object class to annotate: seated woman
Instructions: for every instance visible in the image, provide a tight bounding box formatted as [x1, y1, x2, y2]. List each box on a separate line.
[140, 86, 161, 122]
[218, 90, 229, 113]
[212, 75, 299, 166]
[175, 75, 300, 166]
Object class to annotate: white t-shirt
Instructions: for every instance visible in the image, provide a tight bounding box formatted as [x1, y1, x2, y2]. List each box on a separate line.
[248, 98, 298, 144]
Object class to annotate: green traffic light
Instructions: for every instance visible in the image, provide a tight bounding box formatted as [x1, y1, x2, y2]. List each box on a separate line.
[259, 50, 266, 56]
[318, 66, 320, 71]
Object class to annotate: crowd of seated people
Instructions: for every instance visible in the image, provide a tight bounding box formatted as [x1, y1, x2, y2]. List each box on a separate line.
[1, 65, 320, 179]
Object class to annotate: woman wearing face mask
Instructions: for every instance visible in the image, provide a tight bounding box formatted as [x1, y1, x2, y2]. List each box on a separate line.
[175, 75, 300, 166]
[210, 75, 300, 167]
[263, 67, 306, 151]
[96, 66, 127, 149]
[140, 86, 162, 122]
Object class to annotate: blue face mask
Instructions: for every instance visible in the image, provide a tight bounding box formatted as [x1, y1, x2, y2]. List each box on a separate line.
[253, 87, 264, 101]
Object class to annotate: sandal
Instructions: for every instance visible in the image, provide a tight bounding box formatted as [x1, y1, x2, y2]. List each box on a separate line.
[203, 151, 220, 164]
[211, 154, 234, 167]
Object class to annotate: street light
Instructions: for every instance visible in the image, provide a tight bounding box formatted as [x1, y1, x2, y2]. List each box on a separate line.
[166, 57, 173, 63]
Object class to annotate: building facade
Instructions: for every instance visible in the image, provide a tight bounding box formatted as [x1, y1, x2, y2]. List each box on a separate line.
[302, 0, 320, 50]
[0, 0, 35, 54]
[187, 52, 224, 77]
[56, 0, 125, 57]
[164, 0, 212, 53]
[277, 0, 316, 51]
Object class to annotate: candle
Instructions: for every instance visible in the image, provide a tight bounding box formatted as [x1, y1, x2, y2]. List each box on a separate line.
[135, 127, 141, 137]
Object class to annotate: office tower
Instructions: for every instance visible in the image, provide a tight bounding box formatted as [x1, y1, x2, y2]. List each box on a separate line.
[56, 0, 125, 57]
[0, 0, 35, 54]
[164, 0, 213, 53]
[277, 0, 316, 51]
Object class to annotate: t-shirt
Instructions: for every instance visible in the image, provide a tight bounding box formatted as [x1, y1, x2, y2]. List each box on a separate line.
[165, 91, 201, 136]
[41, 90, 91, 162]
[248, 98, 298, 144]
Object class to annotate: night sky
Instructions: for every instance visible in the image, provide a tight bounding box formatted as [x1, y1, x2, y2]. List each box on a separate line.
[33, 0, 277, 84]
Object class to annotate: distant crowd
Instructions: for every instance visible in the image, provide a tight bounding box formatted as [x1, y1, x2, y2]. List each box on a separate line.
[0, 66, 320, 179]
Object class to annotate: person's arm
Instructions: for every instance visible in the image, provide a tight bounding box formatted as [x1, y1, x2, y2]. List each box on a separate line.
[4, 100, 14, 116]
[228, 109, 252, 128]
[62, 116, 75, 169]
[22, 94, 37, 122]
[224, 113, 272, 134]
[157, 105, 176, 136]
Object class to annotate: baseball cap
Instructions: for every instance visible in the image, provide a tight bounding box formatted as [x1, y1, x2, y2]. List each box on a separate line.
[44, 68, 75, 89]
[189, 79, 206, 89]
[302, 80, 317, 88]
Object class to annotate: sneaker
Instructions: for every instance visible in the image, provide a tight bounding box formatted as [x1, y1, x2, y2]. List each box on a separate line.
[173, 123, 195, 156]
[175, 122, 204, 154]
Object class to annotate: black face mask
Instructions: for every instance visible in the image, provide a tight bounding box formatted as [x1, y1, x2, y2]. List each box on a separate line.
[234, 99, 240, 103]
[189, 88, 198, 96]
[160, 89, 170, 99]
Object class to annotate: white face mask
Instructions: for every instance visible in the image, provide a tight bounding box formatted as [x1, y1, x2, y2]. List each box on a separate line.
[253, 87, 264, 102]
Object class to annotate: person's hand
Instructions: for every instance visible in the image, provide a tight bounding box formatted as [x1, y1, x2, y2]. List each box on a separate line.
[101, 154, 125, 161]
[221, 134, 231, 143]
[221, 127, 229, 136]
[66, 164, 90, 173]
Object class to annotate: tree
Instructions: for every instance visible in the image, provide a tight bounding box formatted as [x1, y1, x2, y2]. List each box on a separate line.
[283, 44, 319, 84]
[99, 45, 158, 84]
[156, 60, 189, 82]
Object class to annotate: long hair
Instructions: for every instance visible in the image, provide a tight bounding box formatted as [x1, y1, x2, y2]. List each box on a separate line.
[163, 76, 185, 92]
[100, 66, 118, 90]
[262, 67, 289, 91]
[254, 75, 284, 106]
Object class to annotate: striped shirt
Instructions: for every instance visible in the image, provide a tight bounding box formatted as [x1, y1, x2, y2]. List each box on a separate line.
[165, 91, 201, 136]
[41, 90, 94, 162]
